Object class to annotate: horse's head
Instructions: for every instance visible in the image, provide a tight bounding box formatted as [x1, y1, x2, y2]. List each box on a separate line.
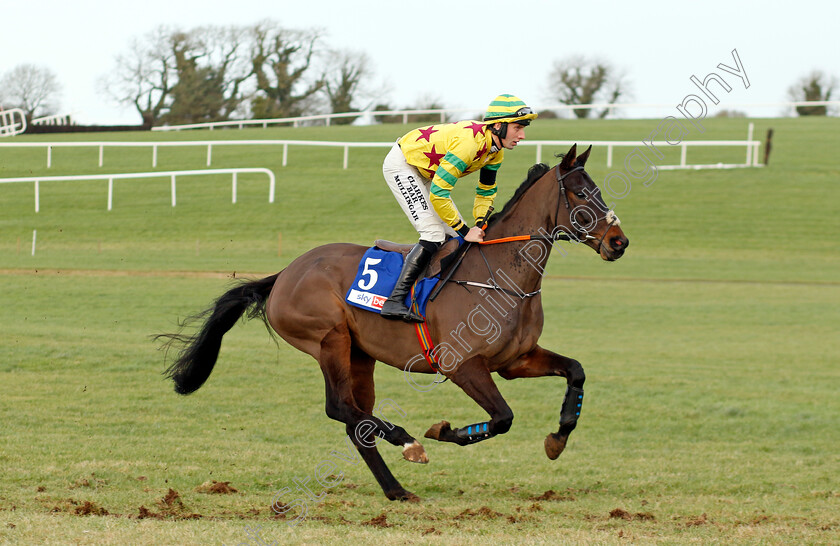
[554, 144, 629, 261]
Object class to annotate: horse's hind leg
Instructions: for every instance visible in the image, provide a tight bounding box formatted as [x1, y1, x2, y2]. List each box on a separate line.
[346, 347, 420, 501]
[318, 323, 424, 500]
[496, 345, 585, 460]
[424, 357, 514, 446]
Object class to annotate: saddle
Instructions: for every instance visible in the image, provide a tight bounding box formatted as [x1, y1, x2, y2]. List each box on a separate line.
[374, 237, 466, 279]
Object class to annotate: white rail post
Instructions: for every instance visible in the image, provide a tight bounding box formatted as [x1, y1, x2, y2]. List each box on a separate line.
[536, 143, 542, 164]
[403, 112, 408, 124]
[99, 145, 104, 167]
[47, 146, 52, 168]
[171, 174, 177, 207]
[107, 178, 113, 210]
[232, 172, 237, 203]
[754, 142, 760, 166]
[35, 180, 40, 212]
[152, 144, 158, 167]
[607, 145, 613, 168]
[282, 143, 288, 167]
[207, 144, 212, 167]
[269, 171, 275, 203]
[746, 123, 754, 165]
[440, 111, 445, 123]
[680, 143, 687, 167]
[343, 146, 349, 169]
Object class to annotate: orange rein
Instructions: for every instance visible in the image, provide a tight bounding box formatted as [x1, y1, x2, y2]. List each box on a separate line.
[478, 235, 533, 245]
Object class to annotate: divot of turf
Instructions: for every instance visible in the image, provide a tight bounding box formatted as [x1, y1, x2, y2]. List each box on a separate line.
[195, 480, 238, 494]
[362, 513, 392, 527]
[609, 508, 656, 521]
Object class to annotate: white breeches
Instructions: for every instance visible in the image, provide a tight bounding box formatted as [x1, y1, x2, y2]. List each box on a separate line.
[382, 143, 459, 243]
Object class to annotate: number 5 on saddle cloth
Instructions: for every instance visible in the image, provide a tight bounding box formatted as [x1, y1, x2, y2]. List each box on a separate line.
[345, 247, 439, 317]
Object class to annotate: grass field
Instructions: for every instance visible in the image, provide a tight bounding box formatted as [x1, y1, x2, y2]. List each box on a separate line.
[1, 117, 838, 545]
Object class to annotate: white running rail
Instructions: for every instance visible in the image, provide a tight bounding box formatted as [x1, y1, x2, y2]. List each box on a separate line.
[0, 135, 762, 171]
[0, 168, 276, 212]
[0, 108, 27, 137]
[150, 101, 840, 132]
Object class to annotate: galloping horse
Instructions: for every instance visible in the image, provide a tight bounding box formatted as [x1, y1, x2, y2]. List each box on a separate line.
[161, 144, 628, 501]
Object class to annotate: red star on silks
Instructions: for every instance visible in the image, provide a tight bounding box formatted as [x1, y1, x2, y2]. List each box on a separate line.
[424, 144, 445, 169]
[415, 125, 439, 142]
[474, 142, 487, 161]
[464, 122, 485, 137]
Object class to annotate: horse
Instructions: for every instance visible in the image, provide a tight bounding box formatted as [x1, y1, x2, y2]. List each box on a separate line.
[160, 143, 629, 501]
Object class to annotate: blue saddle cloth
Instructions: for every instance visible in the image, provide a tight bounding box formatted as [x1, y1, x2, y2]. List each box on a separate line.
[345, 247, 439, 317]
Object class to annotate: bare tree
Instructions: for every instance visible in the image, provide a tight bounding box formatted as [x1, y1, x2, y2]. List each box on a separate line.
[102, 25, 252, 126]
[248, 21, 324, 119]
[547, 55, 627, 119]
[322, 50, 373, 124]
[203, 25, 253, 120]
[787, 70, 837, 116]
[0, 64, 62, 119]
[100, 26, 176, 126]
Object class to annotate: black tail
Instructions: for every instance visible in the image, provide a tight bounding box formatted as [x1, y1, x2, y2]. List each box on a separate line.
[158, 273, 279, 395]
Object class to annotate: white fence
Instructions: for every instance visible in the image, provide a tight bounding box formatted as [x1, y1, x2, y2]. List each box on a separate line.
[150, 101, 840, 132]
[0, 134, 761, 171]
[32, 113, 73, 126]
[0, 139, 392, 169]
[0, 108, 27, 137]
[530, 140, 761, 169]
[0, 168, 276, 212]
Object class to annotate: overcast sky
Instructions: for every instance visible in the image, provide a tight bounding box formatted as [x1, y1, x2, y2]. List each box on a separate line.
[1, 0, 838, 124]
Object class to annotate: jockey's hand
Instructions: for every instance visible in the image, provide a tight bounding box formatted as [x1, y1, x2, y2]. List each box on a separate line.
[464, 226, 485, 243]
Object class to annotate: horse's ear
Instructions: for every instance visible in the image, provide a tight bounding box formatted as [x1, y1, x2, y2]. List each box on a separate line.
[560, 144, 577, 170]
[575, 145, 592, 167]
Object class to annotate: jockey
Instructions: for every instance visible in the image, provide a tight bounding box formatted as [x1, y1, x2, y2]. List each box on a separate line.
[380, 94, 538, 322]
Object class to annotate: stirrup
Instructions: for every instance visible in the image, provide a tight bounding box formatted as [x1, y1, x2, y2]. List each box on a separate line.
[380, 300, 425, 323]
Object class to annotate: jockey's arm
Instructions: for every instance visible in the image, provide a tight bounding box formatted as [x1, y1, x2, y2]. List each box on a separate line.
[429, 148, 474, 238]
[473, 164, 499, 225]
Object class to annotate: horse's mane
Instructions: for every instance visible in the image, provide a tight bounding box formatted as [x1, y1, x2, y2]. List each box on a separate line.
[486, 162, 552, 227]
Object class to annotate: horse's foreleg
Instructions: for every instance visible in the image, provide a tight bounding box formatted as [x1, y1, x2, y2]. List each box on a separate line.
[318, 325, 424, 500]
[424, 357, 514, 446]
[497, 345, 585, 460]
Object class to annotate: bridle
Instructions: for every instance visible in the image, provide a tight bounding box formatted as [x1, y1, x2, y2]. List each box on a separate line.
[554, 164, 617, 252]
[432, 161, 621, 301]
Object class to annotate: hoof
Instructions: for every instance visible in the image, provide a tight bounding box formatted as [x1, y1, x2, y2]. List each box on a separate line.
[402, 441, 429, 464]
[385, 488, 420, 502]
[401, 491, 421, 502]
[544, 432, 568, 460]
[424, 420, 451, 441]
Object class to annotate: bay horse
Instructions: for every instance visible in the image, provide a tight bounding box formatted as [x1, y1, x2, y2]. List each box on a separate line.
[161, 144, 628, 501]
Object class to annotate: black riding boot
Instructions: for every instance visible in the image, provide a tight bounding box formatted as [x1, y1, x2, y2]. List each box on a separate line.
[380, 242, 435, 323]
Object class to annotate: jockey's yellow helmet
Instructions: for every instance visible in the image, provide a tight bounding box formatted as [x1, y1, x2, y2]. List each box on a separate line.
[483, 94, 538, 125]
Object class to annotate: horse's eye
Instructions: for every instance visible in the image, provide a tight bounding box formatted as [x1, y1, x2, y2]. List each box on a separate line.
[575, 192, 586, 199]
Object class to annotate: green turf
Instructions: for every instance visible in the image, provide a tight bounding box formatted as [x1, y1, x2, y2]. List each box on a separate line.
[1, 117, 838, 544]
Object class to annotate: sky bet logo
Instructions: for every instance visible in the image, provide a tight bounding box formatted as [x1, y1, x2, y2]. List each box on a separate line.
[347, 289, 387, 310]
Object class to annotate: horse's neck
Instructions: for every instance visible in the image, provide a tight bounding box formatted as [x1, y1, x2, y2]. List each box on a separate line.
[477, 172, 560, 291]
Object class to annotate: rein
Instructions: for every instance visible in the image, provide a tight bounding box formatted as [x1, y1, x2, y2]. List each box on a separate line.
[448, 163, 616, 296]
